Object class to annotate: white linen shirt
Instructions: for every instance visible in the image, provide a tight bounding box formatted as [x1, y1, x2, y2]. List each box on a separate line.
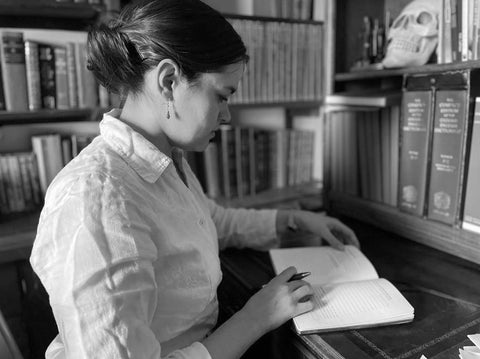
[30, 110, 278, 359]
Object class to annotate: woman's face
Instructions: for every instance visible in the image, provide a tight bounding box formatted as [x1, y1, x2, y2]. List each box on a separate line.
[168, 61, 244, 151]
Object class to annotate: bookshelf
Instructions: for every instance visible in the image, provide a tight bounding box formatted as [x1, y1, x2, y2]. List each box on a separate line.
[0, 3, 328, 357]
[325, 0, 480, 266]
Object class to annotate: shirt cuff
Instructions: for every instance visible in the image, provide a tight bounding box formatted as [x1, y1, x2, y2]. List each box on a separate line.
[168, 341, 212, 359]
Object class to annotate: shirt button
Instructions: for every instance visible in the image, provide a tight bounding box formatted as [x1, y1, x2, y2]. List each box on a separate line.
[199, 218, 205, 226]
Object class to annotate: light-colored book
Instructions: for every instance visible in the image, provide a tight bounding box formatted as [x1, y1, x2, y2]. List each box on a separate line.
[269, 245, 414, 334]
[326, 91, 402, 108]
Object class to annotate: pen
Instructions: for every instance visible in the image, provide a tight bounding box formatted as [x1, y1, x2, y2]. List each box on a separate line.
[288, 272, 311, 282]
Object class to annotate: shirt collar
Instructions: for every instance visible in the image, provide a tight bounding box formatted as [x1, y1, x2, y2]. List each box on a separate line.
[99, 109, 172, 183]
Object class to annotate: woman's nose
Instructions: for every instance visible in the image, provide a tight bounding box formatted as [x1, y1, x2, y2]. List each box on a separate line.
[219, 105, 231, 124]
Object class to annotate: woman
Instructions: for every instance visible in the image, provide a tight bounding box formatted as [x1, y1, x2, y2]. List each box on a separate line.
[30, 0, 359, 358]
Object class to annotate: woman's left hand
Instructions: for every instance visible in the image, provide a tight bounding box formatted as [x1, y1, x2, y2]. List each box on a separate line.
[277, 210, 360, 250]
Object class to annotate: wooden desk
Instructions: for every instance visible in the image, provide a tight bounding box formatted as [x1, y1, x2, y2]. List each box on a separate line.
[218, 218, 480, 359]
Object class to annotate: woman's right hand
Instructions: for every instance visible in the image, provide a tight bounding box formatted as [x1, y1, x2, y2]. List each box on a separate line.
[240, 266, 314, 335]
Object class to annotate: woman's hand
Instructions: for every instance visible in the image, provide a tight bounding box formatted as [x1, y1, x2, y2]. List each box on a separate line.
[240, 266, 314, 335]
[276, 210, 360, 250]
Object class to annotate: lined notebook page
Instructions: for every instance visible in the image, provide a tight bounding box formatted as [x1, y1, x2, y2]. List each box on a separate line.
[269, 245, 379, 286]
[293, 278, 414, 333]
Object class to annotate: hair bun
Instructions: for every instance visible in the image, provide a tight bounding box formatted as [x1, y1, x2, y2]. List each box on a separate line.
[87, 22, 145, 95]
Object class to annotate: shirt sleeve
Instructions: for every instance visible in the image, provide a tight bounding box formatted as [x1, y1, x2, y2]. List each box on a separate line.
[30, 176, 212, 359]
[206, 198, 279, 250]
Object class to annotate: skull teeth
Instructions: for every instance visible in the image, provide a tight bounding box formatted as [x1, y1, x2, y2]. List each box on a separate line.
[389, 38, 419, 52]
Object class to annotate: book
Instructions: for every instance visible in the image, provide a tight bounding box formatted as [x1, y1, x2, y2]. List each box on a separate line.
[398, 90, 434, 216]
[325, 90, 402, 108]
[0, 31, 29, 111]
[269, 245, 414, 334]
[38, 43, 56, 109]
[0, 59, 5, 110]
[459, 334, 480, 359]
[65, 42, 78, 108]
[462, 98, 480, 234]
[24, 40, 42, 111]
[31, 134, 64, 195]
[427, 89, 468, 225]
[54, 46, 69, 109]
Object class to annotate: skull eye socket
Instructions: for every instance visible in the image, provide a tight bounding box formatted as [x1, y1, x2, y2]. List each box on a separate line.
[417, 11, 433, 25]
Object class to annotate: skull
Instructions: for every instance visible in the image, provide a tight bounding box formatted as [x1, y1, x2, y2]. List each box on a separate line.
[382, 0, 441, 68]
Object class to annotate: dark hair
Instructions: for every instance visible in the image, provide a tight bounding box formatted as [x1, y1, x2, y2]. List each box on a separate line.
[87, 0, 248, 95]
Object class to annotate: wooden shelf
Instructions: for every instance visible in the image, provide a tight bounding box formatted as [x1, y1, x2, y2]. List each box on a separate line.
[327, 191, 480, 266]
[230, 100, 322, 109]
[224, 13, 323, 25]
[216, 181, 323, 209]
[0, 2, 101, 18]
[0, 2, 102, 30]
[335, 61, 480, 82]
[0, 108, 104, 125]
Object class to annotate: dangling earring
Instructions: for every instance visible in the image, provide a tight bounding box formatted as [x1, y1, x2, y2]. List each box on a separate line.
[166, 100, 171, 119]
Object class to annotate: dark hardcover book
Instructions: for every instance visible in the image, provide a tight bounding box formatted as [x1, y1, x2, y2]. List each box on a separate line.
[0, 56, 5, 111]
[398, 90, 434, 216]
[234, 127, 250, 198]
[0, 31, 28, 111]
[65, 42, 78, 108]
[24, 40, 42, 111]
[427, 89, 468, 225]
[54, 46, 69, 109]
[219, 125, 236, 199]
[254, 129, 270, 193]
[38, 43, 56, 109]
[462, 98, 480, 233]
[450, 0, 460, 62]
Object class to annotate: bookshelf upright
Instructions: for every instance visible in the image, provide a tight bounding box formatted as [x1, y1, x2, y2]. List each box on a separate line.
[325, 0, 480, 265]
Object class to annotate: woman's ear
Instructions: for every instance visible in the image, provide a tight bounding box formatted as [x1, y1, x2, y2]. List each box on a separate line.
[155, 59, 180, 100]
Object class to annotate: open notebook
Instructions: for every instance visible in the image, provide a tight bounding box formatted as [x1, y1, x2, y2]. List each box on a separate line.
[269, 245, 414, 334]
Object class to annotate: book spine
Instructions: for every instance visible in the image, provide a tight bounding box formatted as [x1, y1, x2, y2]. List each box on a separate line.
[443, 0, 453, 63]
[462, 98, 480, 233]
[203, 141, 220, 198]
[390, 105, 401, 206]
[38, 44, 56, 109]
[427, 89, 468, 225]
[234, 127, 244, 199]
[219, 126, 231, 199]
[0, 31, 29, 111]
[6, 154, 26, 212]
[0, 155, 9, 214]
[24, 40, 42, 111]
[0, 156, 14, 212]
[18, 153, 35, 210]
[66, 42, 78, 108]
[54, 46, 69, 109]
[451, 0, 460, 62]
[27, 152, 42, 205]
[0, 59, 5, 110]
[398, 90, 434, 216]
[226, 127, 237, 199]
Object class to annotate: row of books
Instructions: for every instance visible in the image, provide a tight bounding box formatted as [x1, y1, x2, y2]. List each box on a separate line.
[328, 106, 400, 207]
[1, 124, 315, 213]
[193, 125, 315, 200]
[327, 81, 480, 234]
[271, 0, 315, 20]
[0, 31, 100, 112]
[0, 133, 94, 214]
[228, 18, 323, 104]
[438, 0, 480, 63]
[0, 0, 103, 5]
